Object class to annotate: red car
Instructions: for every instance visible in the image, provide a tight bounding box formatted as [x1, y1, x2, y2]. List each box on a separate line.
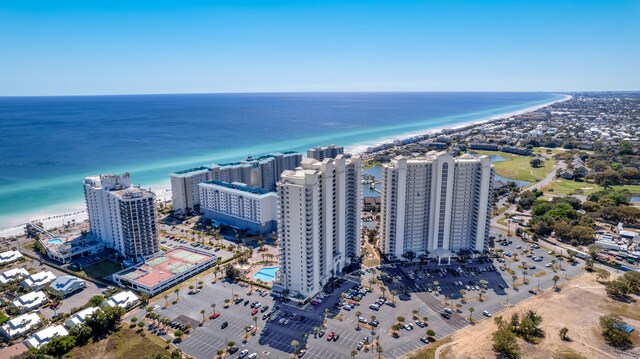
[251, 309, 259, 315]
[310, 300, 319, 306]
[210, 312, 221, 319]
[326, 331, 335, 341]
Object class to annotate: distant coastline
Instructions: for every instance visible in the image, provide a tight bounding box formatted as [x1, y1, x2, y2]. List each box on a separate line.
[0, 93, 569, 237]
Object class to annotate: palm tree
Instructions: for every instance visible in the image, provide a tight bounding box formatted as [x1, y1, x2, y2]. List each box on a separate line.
[200, 309, 206, 323]
[351, 349, 358, 358]
[380, 286, 387, 299]
[511, 275, 517, 288]
[291, 340, 300, 355]
[355, 311, 362, 329]
[211, 303, 217, 316]
[552, 275, 560, 289]
[412, 309, 419, 319]
[174, 288, 180, 302]
[391, 290, 398, 303]
[252, 316, 258, 332]
[368, 277, 376, 289]
[468, 307, 475, 322]
[164, 294, 169, 307]
[313, 327, 319, 338]
[459, 289, 466, 303]
[522, 270, 528, 283]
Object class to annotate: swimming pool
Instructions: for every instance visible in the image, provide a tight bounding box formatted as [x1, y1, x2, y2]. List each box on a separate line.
[48, 238, 63, 244]
[253, 266, 280, 282]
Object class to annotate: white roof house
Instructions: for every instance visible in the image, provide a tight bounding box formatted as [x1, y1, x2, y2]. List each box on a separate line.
[49, 275, 86, 297]
[0, 250, 23, 266]
[23, 325, 69, 349]
[0, 268, 29, 284]
[0, 313, 41, 339]
[64, 307, 100, 329]
[13, 291, 48, 312]
[105, 290, 138, 309]
[21, 271, 56, 290]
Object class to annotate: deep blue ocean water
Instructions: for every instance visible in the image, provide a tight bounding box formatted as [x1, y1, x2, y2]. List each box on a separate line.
[0, 92, 561, 229]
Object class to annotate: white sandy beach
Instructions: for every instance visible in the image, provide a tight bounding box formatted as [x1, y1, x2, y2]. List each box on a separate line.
[0, 94, 571, 239]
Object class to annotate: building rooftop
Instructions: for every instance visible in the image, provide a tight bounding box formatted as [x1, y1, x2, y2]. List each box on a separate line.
[23, 325, 68, 349]
[1, 313, 41, 338]
[200, 180, 272, 195]
[0, 250, 23, 264]
[49, 275, 85, 293]
[115, 248, 215, 288]
[65, 307, 100, 329]
[105, 290, 138, 308]
[13, 291, 47, 309]
[22, 271, 56, 289]
[0, 268, 29, 284]
[171, 166, 211, 177]
[111, 186, 155, 200]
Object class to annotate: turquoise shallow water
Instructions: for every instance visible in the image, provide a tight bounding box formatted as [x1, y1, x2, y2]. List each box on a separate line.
[0, 92, 562, 229]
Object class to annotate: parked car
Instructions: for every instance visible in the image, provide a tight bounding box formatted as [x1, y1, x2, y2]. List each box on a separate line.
[327, 332, 335, 341]
[483, 310, 492, 317]
[221, 321, 228, 329]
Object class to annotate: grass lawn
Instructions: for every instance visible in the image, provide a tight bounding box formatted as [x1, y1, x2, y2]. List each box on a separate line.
[81, 260, 123, 280]
[472, 150, 556, 183]
[533, 147, 566, 157]
[68, 328, 169, 359]
[543, 179, 640, 197]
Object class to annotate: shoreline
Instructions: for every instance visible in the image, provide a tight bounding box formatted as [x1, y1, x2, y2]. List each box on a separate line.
[0, 94, 570, 238]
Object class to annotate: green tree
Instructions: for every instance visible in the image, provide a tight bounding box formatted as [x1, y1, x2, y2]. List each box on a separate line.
[552, 275, 560, 288]
[492, 316, 520, 357]
[600, 314, 631, 347]
[42, 335, 77, 357]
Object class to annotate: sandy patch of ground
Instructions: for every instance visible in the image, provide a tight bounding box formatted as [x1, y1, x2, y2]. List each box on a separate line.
[437, 272, 640, 359]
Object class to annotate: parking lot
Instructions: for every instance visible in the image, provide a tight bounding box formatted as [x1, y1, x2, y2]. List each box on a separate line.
[164, 233, 584, 359]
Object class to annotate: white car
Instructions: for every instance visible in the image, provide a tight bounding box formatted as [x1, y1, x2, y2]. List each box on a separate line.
[546, 263, 552, 268]
[248, 354, 258, 359]
[239, 349, 249, 358]
[483, 310, 492, 317]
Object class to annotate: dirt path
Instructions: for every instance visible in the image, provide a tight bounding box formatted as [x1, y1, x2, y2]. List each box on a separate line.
[434, 273, 640, 359]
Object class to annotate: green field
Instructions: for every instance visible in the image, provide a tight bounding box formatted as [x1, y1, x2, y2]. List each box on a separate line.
[472, 150, 556, 183]
[81, 260, 123, 280]
[543, 179, 640, 197]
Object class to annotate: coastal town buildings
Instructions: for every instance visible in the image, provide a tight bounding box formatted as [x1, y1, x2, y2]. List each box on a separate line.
[84, 174, 159, 260]
[64, 307, 100, 329]
[0, 250, 23, 266]
[23, 325, 69, 349]
[104, 290, 139, 309]
[0, 313, 41, 339]
[48, 275, 87, 297]
[13, 291, 48, 313]
[275, 155, 362, 300]
[307, 145, 344, 161]
[199, 181, 277, 234]
[0, 268, 28, 284]
[379, 152, 494, 261]
[20, 271, 56, 291]
[170, 152, 302, 214]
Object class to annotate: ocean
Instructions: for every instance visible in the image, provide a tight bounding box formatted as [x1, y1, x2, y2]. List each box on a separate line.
[0, 92, 563, 231]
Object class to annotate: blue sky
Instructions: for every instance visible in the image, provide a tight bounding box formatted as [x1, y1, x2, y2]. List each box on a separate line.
[0, 0, 638, 95]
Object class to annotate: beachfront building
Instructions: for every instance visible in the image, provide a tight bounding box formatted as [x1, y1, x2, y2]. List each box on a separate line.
[199, 181, 277, 234]
[84, 174, 159, 260]
[49, 276, 87, 297]
[113, 248, 216, 296]
[307, 145, 344, 161]
[0, 250, 24, 266]
[379, 152, 494, 261]
[64, 307, 100, 329]
[23, 325, 69, 349]
[0, 268, 29, 284]
[104, 290, 139, 309]
[13, 291, 48, 313]
[276, 155, 362, 300]
[39, 233, 106, 264]
[0, 313, 41, 339]
[170, 152, 302, 214]
[170, 166, 211, 214]
[20, 271, 56, 291]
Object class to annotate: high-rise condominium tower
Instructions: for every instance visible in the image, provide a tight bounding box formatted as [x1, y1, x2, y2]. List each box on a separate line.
[84, 173, 159, 260]
[277, 155, 361, 300]
[379, 152, 493, 261]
